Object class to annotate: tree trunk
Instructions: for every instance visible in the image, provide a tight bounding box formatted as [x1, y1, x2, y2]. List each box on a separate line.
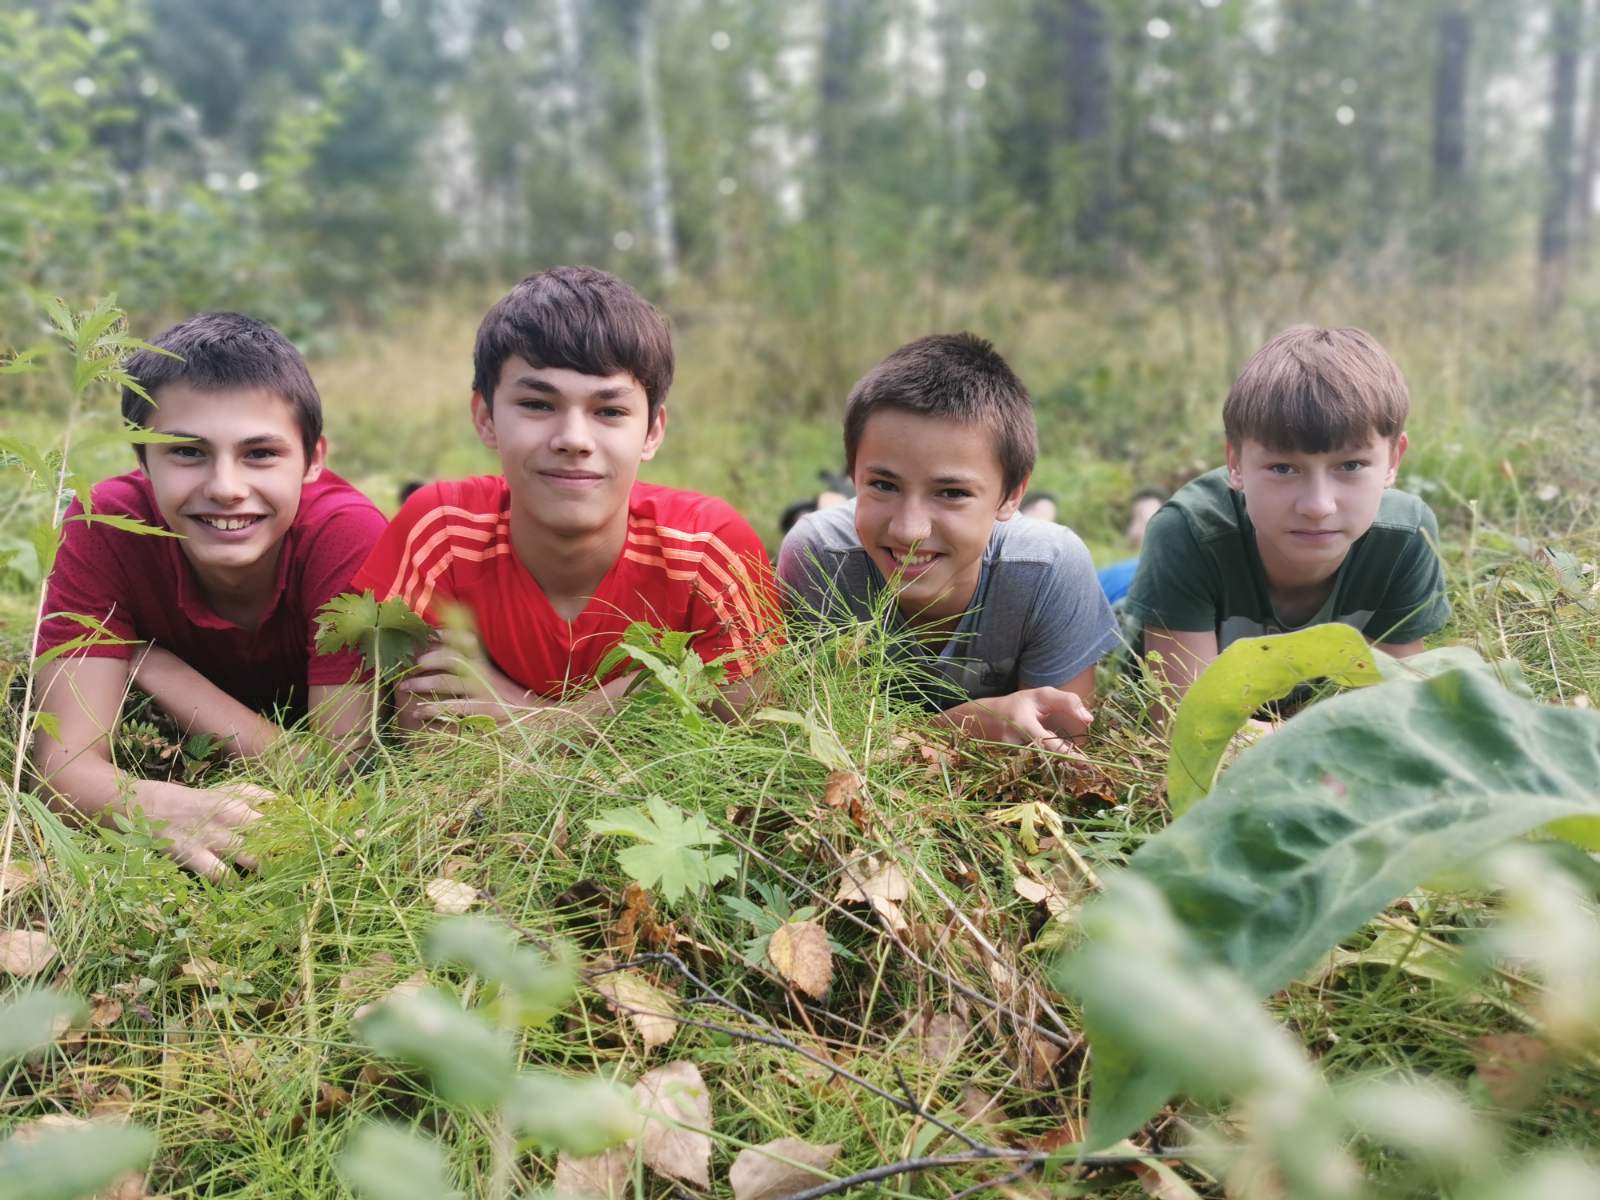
[636, 0, 678, 285]
[1575, 0, 1600, 265]
[1431, 4, 1472, 259]
[1539, 0, 1583, 313]
[1064, 0, 1114, 251]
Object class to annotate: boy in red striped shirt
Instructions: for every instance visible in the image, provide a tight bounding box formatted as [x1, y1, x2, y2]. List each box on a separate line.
[352, 266, 775, 724]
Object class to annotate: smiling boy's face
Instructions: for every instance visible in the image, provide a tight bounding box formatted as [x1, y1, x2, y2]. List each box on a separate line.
[852, 408, 1025, 627]
[473, 356, 665, 541]
[142, 381, 324, 590]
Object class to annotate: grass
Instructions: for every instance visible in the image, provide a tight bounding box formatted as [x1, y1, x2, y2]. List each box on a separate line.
[2, 270, 1600, 1198]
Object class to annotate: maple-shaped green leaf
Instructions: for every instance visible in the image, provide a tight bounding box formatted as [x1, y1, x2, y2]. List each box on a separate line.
[587, 795, 737, 905]
[315, 591, 432, 671]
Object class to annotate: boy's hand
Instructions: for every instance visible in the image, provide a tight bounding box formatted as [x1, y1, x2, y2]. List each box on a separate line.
[939, 686, 1094, 751]
[396, 635, 532, 726]
[137, 780, 273, 882]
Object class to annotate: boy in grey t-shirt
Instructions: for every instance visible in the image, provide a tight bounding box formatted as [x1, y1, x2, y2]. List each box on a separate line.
[777, 333, 1119, 749]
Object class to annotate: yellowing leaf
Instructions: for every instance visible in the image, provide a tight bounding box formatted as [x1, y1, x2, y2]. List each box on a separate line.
[989, 801, 1067, 855]
[767, 921, 832, 1000]
[729, 1138, 841, 1200]
[425, 878, 478, 914]
[592, 970, 679, 1050]
[635, 1060, 712, 1187]
[0, 929, 58, 977]
[833, 857, 909, 905]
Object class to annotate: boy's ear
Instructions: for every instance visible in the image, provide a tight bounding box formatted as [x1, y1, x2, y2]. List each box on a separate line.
[471, 392, 497, 450]
[1384, 432, 1408, 485]
[1224, 441, 1244, 489]
[995, 472, 1030, 521]
[302, 436, 328, 483]
[639, 406, 668, 463]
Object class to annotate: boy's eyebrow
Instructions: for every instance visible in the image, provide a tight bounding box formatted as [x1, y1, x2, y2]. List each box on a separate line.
[862, 464, 981, 486]
[157, 432, 292, 448]
[510, 375, 636, 401]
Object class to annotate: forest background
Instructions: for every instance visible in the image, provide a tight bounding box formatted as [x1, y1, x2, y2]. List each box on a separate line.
[4, 2, 1600, 1199]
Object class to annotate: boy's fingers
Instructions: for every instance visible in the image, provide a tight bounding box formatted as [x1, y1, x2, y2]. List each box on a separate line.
[397, 671, 469, 696]
[172, 841, 229, 884]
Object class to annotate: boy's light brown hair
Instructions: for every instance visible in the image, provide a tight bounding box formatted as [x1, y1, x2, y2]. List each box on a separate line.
[1223, 325, 1408, 454]
[843, 332, 1036, 496]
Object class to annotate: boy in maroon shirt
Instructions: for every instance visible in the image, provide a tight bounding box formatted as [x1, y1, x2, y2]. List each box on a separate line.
[33, 312, 386, 880]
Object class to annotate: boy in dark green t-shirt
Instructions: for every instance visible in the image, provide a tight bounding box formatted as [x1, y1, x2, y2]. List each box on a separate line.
[1125, 325, 1449, 706]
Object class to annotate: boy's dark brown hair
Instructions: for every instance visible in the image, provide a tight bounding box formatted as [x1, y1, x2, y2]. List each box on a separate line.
[843, 333, 1036, 496]
[472, 265, 675, 425]
[121, 312, 323, 463]
[1223, 325, 1409, 453]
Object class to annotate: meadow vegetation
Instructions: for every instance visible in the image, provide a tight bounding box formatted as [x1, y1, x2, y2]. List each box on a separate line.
[2, 273, 1599, 1200]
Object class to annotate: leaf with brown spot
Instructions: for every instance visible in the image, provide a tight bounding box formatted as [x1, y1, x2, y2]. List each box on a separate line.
[767, 921, 832, 1000]
[635, 1060, 713, 1186]
[729, 1137, 841, 1200]
[592, 969, 679, 1050]
[89, 995, 125, 1029]
[425, 877, 478, 914]
[1473, 1033, 1550, 1106]
[555, 1146, 632, 1199]
[833, 857, 909, 905]
[1, 928, 58, 977]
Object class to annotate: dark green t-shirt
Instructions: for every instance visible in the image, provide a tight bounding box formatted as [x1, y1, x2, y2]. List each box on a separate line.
[1124, 468, 1450, 651]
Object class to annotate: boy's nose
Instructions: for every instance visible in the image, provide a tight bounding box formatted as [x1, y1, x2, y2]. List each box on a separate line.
[549, 410, 595, 455]
[887, 502, 932, 544]
[1296, 480, 1337, 519]
[204, 460, 248, 503]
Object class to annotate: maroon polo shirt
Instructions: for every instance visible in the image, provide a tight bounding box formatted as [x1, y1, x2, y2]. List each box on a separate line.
[36, 470, 387, 719]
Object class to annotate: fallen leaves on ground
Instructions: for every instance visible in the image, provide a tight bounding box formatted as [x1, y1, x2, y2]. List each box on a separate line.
[767, 920, 832, 1000]
[89, 996, 124, 1029]
[425, 877, 478, 914]
[592, 969, 680, 1050]
[729, 1137, 841, 1200]
[179, 957, 227, 988]
[635, 1059, 713, 1186]
[1472, 1033, 1551, 1107]
[1, 860, 39, 900]
[351, 971, 427, 1023]
[905, 1011, 969, 1062]
[614, 883, 676, 956]
[833, 856, 909, 905]
[555, 1145, 632, 1199]
[0, 928, 58, 977]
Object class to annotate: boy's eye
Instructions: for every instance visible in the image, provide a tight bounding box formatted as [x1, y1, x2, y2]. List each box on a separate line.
[596, 406, 629, 419]
[867, 478, 897, 494]
[169, 445, 204, 459]
[938, 488, 973, 501]
[517, 398, 553, 411]
[1267, 463, 1296, 476]
[1338, 459, 1368, 472]
[245, 448, 282, 461]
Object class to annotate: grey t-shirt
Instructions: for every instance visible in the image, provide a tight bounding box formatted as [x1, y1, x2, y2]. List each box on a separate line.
[777, 501, 1120, 709]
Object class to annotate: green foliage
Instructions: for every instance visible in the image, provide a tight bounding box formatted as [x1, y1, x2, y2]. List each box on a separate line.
[423, 917, 577, 1028]
[0, 1123, 158, 1200]
[356, 985, 517, 1110]
[587, 793, 738, 905]
[1166, 624, 1384, 814]
[502, 1073, 643, 1155]
[1069, 663, 1600, 1146]
[338, 1124, 460, 1200]
[314, 591, 431, 674]
[0, 988, 85, 1063]
[596, 620, 729, 729]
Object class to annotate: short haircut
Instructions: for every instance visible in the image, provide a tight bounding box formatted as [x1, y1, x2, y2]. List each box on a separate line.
[1223, 325, 1409, 454]
[472, 265, 674, 425]
[121, 312, 323, 463]
[843, 333, 1036, 496]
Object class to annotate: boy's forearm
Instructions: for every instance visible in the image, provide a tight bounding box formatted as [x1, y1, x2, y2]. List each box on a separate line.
[131, 645, 282, 758]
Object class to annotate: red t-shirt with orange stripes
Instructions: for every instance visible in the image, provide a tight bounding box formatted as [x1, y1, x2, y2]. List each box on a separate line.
[350, 475, 776, 698]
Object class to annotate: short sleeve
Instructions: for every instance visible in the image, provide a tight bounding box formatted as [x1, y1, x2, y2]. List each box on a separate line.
[686, 507, 780, 680]
[1367, 506, 1451, 644]
[302, 499, 391, 686]
[1014, 531, 1121, 688]
[1123, 506, 1221, 634]
[36, 499, 138, 662]
[350, 485, 453, 621]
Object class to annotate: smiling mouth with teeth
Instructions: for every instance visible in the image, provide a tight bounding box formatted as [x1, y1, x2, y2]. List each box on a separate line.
[891, 552, 936, 568]
[193, 515, 265, 532]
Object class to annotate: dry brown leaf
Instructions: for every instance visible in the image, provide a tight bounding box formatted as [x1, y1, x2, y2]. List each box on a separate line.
[592, 970, 679, 1050]
[833, 857, 909, 905]
[821, 770, 862, 809]
[555, 1146, 632, 1199]
[90, 995, 125, 1029]
[1473, 1033, 1550, 1106]
[635, 1060, 713, 1187]
[957, 1086, 1006, 1134]
[869, 895, 910, 936]
[1, 860, 39, 900]
[180, 956, 227, 988]
[985, 956, 1018, 994]
[352, 971, 427, 1023]
[918, 1012, 969, 1062]
[767, 921, 832, 1000]
[219, 1037, 263, 1080]
[438, 856, 475, 879]
[0, 928, 58, 977]
[1018, 1034, 1064, 1090]
[425, 877, 478, 914]
[1131, 1159, 1203, 1200]
[728, 1137, 841, 1200]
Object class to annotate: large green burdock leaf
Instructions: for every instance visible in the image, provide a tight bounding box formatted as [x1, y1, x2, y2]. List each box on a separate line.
[1166, 624, 1383, 816]
[1072, 665, 1600, 1147]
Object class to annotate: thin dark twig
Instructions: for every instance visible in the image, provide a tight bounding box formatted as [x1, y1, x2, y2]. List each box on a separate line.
[588, 952, 990, 1153]
[777, 1146, 1155, 1200]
